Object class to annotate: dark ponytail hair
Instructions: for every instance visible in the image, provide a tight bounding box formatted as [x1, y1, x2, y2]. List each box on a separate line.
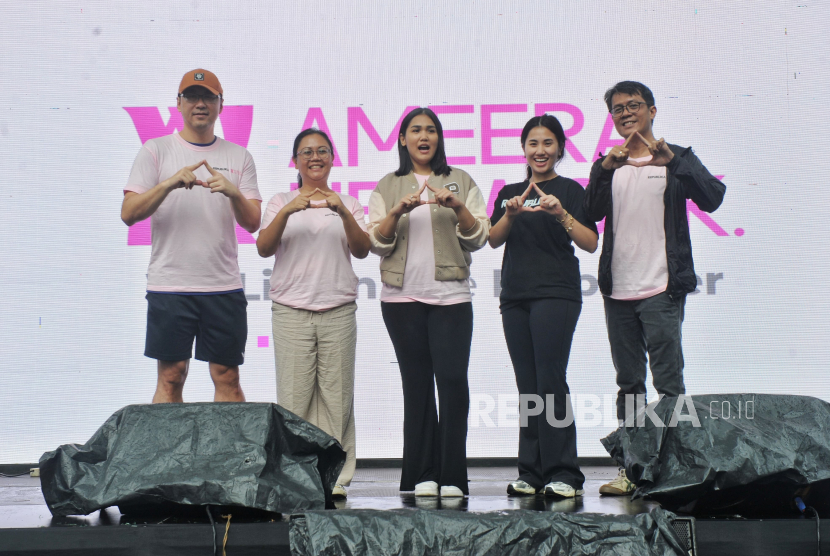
[292, 128, 334, 187]
[395, 107, 452, 177]
[520, 115, 567, 180]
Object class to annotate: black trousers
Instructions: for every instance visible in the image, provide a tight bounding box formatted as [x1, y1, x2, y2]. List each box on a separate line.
[501, 298, 584, 490]
[381, 301, 473, 494]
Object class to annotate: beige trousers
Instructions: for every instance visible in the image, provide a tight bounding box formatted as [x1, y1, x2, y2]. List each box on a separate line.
[271, 301, 357, 486]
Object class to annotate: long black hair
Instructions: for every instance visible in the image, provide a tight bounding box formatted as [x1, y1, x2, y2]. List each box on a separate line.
[395, 107, 451, 177]
[292, 128, 334, 187]
[520, 115, 567, 180]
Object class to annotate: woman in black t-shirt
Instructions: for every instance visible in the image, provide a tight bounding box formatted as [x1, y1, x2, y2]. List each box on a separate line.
[489, 115, 598, 499]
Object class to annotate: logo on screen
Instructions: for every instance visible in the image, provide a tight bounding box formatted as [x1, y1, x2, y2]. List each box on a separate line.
[194, 73, 204, 81]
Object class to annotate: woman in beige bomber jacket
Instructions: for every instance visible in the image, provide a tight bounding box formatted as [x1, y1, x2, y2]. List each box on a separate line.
[367, 108, 489, 498]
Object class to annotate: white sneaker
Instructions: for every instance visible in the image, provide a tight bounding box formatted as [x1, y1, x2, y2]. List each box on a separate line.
[439, 486, 465, 497]
[332, 484, 347, 499]
[414, 481, 439, 497]
[507, 480, 537, 496]
[599, 468, 636, 496]
[544, 482, 584, 498]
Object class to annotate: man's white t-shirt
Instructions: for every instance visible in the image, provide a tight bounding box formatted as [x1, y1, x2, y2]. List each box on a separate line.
[610, 156, 669, 300]
[125, 132, 262, 293]
[261, 190, 368, 312]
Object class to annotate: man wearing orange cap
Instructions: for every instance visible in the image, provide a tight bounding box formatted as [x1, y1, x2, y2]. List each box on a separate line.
[121, 69, 262, 403]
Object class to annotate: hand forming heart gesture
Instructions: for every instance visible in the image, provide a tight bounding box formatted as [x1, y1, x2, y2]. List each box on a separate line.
[203, 161, 241, 198]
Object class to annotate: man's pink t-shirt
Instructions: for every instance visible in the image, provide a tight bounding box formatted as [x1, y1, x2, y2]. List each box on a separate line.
[610, 156, 668, 300]
[380, 173, 472, 305]
[125, 132, 262, 293]
[261, 190, 368, 312]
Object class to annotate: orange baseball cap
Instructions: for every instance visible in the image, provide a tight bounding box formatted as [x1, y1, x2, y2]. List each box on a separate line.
[178, 69, 223, 96]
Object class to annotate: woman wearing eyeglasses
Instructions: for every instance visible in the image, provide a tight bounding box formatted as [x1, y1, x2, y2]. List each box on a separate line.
[367, 108, 490, 498]
[257, 128, 371, 500]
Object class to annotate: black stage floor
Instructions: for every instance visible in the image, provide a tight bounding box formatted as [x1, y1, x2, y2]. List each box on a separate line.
[2, 467, 829, 555]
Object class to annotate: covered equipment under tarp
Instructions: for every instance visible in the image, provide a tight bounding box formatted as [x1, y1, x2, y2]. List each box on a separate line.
[601, 394, 830, 515]
[39, 402, 346, 516]
[289, 508, 686, 556]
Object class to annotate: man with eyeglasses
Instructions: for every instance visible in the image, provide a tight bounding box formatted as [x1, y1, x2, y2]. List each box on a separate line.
[583, 81, 725, 495]
[121, 69, 262, 404]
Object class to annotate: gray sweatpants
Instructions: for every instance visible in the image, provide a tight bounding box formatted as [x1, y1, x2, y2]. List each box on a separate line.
[272, 301, 357, 486]
[603, 292, 686, 421]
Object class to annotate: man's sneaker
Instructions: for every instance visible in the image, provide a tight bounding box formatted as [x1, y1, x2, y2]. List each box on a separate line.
[332, 484, 347, 499]
[544, 482, 584, 499]
[599, 468, 636, 496]
[414, 481, 439, 497]
[507, 480, 537, 496]
[439, 486, 465, 497]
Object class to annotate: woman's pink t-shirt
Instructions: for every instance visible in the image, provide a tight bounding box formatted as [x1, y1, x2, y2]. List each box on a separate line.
[261, 190, 368, 311]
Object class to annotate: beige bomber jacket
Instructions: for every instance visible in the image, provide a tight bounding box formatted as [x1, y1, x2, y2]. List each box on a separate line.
[367, 168, 490, 287]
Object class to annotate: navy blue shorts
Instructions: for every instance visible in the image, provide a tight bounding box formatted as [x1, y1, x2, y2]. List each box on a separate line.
[144, 291, 248, 366]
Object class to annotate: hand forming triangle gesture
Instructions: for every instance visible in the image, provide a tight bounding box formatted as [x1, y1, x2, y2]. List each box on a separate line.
[602, 132, 674, 170]
[391, 180, 432, 217]
[503, 182, 565, 219]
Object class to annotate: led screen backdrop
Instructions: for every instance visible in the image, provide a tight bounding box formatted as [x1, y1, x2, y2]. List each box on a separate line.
[1, 1, 828, 461]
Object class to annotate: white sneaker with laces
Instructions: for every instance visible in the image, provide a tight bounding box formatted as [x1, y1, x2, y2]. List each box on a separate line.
[439, 485, 465, 497]
[507, 480, 537, 496]
[332, 484, 347, 499]
[599, 468, 636, 496]
[414, 481, 439, 497]
[544, 481, 584, 498]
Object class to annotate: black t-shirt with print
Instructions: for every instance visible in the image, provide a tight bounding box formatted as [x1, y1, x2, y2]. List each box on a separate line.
[490, 177, 598, 309]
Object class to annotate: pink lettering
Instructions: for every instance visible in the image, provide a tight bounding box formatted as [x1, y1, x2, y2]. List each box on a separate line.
[218, 105, 253, 148]
[348, 181, 377, 213]
[429, 105, 475, 165]
[348, 106, 418, 167]
[688, 175, 728, 236]
[534, 103, 587, 162]
[481, 104, 527, 164]
[593, 113, 624, 162]
[124, 106, 255, 246]
[124, 107, 184, 145]
[290, 107, 343, 167]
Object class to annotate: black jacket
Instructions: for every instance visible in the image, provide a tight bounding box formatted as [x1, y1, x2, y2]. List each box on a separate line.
[583, 144, 726, 298]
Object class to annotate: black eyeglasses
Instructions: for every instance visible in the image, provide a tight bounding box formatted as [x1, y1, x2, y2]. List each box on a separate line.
[611, 101, 647, 118]
[179, 93, 222, 104]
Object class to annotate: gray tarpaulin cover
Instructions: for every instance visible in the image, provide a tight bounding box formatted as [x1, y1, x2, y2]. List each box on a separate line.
[39, 403, 346, 516]
[289, 508, 686, 556]
[601, 394, 830, 515]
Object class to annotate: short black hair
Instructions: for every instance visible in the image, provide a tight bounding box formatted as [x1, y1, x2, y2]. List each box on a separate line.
[292, 128, 333, 187]
[520, 115, 567, 180]
[604, 81, 655, 113]
[395, 107, 451, 177]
